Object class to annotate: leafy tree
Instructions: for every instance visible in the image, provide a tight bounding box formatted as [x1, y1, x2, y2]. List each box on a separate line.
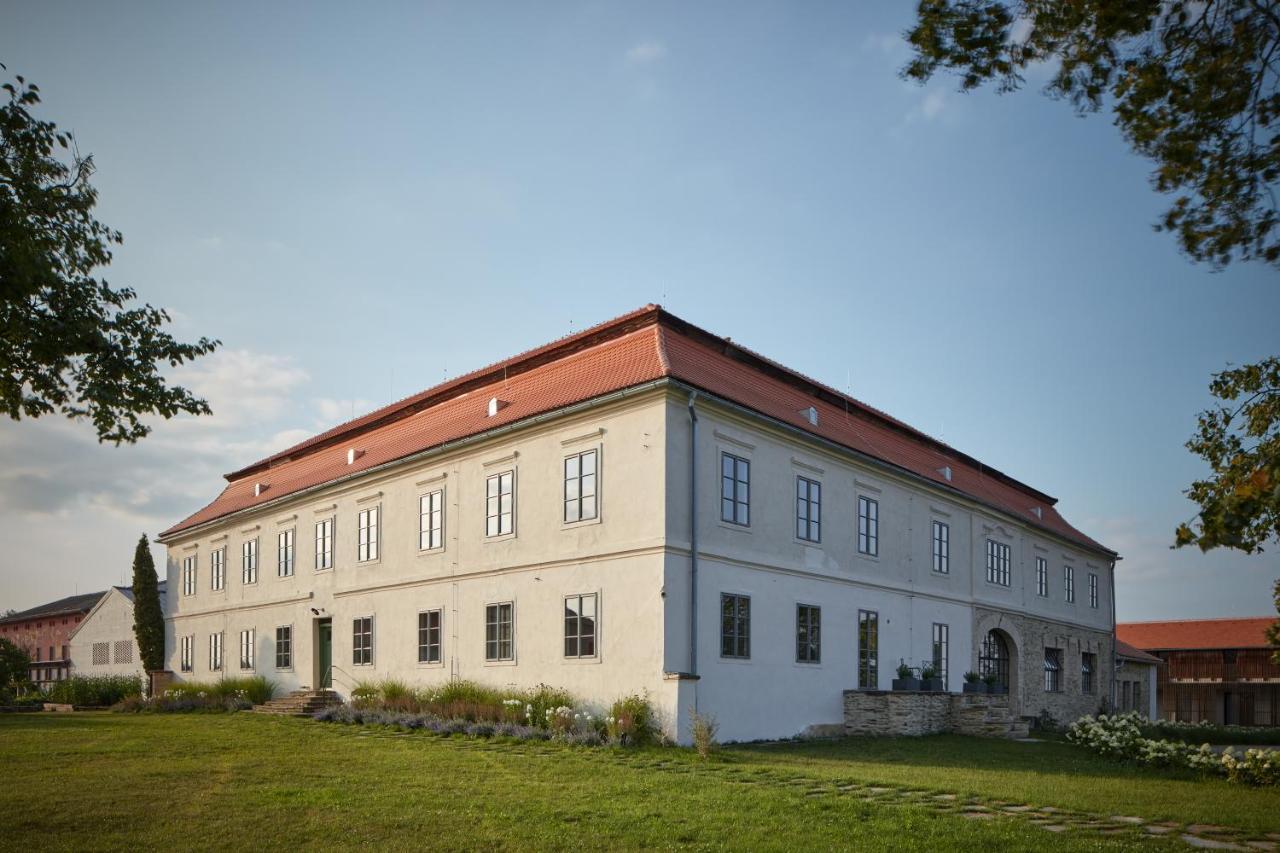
[131, 534, 165, 674]
[0, 637, 31, 687]
[1177, 358, 1280, 554]
[903, 0, 1280, 269]
[1, 63, 218, 443]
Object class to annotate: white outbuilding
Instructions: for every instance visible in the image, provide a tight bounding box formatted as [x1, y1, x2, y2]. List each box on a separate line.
[69, 583, 166, 681]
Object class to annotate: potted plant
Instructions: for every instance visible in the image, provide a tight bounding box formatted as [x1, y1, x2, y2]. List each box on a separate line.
[983, 672, 1007, 695]
[891, 662, 920, 691]
[920, 664, 944, 692]
[962, 671, 986, 694]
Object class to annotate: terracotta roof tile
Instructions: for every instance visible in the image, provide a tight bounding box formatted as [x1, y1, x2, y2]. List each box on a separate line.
[159, 306, 1113, 555]
[1117, 618, 1277, 651]
[1115, 639, 1163, 664]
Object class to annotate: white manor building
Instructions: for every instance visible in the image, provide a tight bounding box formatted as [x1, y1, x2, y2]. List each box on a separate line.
[159, 305, 1117, 742]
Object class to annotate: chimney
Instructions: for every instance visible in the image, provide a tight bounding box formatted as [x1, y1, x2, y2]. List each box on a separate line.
[254, 482, 267, 497]
[347, 448, 359, 465]
[937, 466, 952, 482]
[801, 406, 818, 426]
[488, 397, 508, 418]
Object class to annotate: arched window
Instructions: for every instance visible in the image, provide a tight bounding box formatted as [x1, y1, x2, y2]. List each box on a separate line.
[979, 630, 1010, 689]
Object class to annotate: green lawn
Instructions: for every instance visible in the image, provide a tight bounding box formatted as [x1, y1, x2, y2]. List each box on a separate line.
[0, 714, 1272, 851]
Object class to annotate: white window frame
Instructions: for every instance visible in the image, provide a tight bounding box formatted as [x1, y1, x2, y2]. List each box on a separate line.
[563, 449, 599, 524]
[242, 538, 258, 585]
[180, 635, 194, 672]
[211, 547, 225, 592]
[795, 476, 821, 543]
[1089, 572, 1099, 609]
[277, 528, 295, 577]
[931, 521, 949, 573]
[985, 539, 1011, 586]
[1036, 556, 1048, 597]
[238, 629, 255, 670]
[357, 506, 380, 563]
[485, 471, 515, 538]
[563, 593, 598, 659]
[352, 616, 374, 666]
[720, 452, 750, 527]
[275, 625, 292, 670]
[315, 517, 334, 571]
[418, 609, 442, 664]
[419, 490, 444, 551]
[796, 603, 820, 664]
[720, 593, 751, 659]
[182, 555, 197, 597]
[209, 632, 223, 672]
[932, 623, 949, 683]
[857, 495, 879, 556]
[484, 601, 514, 662]
[1064, 565, 1076, 603]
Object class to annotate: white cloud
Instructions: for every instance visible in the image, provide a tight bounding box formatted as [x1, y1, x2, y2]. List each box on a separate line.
[626, 41, 666, 65]
[921, 90, 946, 120]
[861, 32, 904, 57]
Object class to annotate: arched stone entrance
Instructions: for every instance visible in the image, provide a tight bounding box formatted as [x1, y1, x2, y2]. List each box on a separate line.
[973, 614, 1023, 714]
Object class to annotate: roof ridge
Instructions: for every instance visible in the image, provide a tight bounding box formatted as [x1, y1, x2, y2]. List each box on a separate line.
[1118, 616, 1276, 625]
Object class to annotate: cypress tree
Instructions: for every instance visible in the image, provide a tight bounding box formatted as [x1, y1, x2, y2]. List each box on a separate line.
[131, 534, 165, 673]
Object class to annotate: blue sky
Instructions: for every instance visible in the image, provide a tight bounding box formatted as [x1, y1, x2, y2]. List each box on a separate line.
[2, 2, 1277, 619]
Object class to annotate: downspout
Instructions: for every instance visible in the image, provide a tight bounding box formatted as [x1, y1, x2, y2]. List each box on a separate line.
[1109, 556, 1120, 710]
[688, 390, 700, 698]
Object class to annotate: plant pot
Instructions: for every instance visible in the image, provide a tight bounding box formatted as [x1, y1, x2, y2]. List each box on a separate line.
[987, 685, 1008, 695]
[891, 677, 921, 691]
[962, 682, 987, 694]
[921, 678, 945, 692]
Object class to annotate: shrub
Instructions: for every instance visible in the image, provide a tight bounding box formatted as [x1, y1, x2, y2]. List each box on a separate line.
[46, 675, 142, 707]
[113, 690, 250, 714]
[606, 693, 658, 746]
[690, 707, 719, 759]
[895, 662, 913, 679]
[164, 676, 275, 705]
[963, 671, 981, 684]
[351, 681, 381, 708]
[1141, 719, 1280, 746]
[1067, 712, 1278, 787]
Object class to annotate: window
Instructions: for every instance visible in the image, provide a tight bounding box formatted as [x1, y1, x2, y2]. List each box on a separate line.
[418, 610, 442, 664]
[180, 635, 194, 672]
[857, 496, 879, 555]
[1089, 572, 1099, 609]
[113, 640, 133, 664]
[1036, 557, 1048, 597]
[209, 632, 223, 671]
[277, 529, 294, 577]
[486, 471, 514, 537]
[275, 625, 292, 669]
[242, 538, 258, 584]
[980, 630, 1010, 689]
[858, 610, 879, 688]
[352, 617, 373, 666]
[985, 539, 1010, 586]
[796, 604, 821, 664]
[720, 453, 750, 526]
[357, 506, 379, 562]
[92, 642, 109, 666]
[211, 547, 225, 591]
[1044, 647, 1062, 692]
[1133, 680, 1142, 714]
[720, 594, 750, 658]
[563, 450, 598, 523]
[932, 623, 949, 683]
[1081, 652, 1096, 694]
[564, 593, 598, 658]
[1064, 566, 1075, 603]
[182, 555, 197, 597]
[932, 521, 949, 573]
[485, 603, 513, 661]
[315, 517, 334, 570]
[61, 644, 68, 661]
[419, 490, 443, 550]
[239, 629, 255, 670]
[795, 477, 821, 542]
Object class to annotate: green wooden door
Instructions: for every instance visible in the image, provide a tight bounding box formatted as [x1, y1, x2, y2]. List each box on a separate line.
[317, 620, 332, 689]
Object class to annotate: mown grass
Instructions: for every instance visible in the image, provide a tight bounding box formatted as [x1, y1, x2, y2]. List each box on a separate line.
[0, 713, 1268, 851]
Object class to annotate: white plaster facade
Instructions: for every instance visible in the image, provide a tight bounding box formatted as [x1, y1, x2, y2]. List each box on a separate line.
[69, 585, 165, 681]
[161, 380, 1116, 743]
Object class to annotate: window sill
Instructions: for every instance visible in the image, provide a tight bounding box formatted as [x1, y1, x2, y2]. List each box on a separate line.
[483, 659, 517, 667]
[416, 546, 447, 558]
[716, 519, 752, 534]
[792, 537, 822, 550]
[562, 656, 602, 666]
[355, 558, 381, 567]
[718, 656, 753, 665]
[562, 515, 602, 531]
[856, 551, 880, 563]
[484, 533, 517, 544]
[416, 660, 445, 668]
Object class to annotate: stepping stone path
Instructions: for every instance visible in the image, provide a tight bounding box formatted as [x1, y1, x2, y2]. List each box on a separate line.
[320, 721, 1277, 849]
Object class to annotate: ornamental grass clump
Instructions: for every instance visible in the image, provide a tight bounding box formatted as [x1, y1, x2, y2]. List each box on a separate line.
[46, 675, 142, 707]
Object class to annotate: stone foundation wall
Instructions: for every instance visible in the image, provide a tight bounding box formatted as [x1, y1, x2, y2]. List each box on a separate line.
[843, 690, 1029, 738]
[972, 608, 1113, 726]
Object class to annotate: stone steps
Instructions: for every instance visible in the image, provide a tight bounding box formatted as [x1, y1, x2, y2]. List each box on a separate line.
[252, 689, 342, 717]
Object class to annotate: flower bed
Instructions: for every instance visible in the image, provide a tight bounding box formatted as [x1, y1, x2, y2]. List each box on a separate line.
[320, 680, 659, 747]
[1066, 712, 1279, 786]
[112, 676, 275, 713]
[45, 675, 142, 707]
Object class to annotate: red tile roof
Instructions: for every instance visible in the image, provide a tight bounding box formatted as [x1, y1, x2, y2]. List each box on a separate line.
[1115, 639, 1163, 664]
[1118, 618, 1278, 651]
[159, 305, 1113, 555]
